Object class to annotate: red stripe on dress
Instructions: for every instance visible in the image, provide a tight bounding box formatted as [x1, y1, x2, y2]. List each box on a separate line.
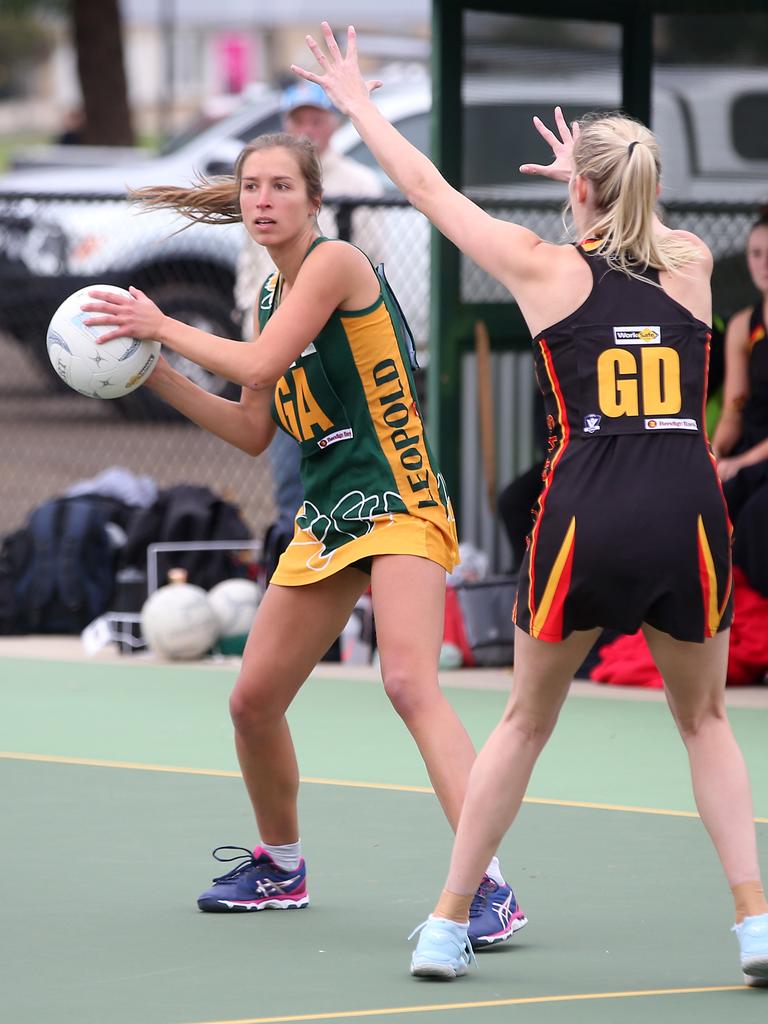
[527, 338, 570, 626]
[701, 334, 711, 442]
[535, 521, 576, 641]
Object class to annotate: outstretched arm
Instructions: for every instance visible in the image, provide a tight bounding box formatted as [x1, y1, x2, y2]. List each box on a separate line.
[82, 242, 368, 389]
[292, 24, 568, 293]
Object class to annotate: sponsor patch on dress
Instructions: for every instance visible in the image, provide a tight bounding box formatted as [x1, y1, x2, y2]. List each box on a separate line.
[583, 413, 601, 433]
[613, 326, 661, 344]
[644, 417, 697, 430]
[317, 428, 353, 449]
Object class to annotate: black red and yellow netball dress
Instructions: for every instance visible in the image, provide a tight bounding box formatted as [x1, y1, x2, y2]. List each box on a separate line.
[258, 238, 458, 585]
[512, 241, 733, 643]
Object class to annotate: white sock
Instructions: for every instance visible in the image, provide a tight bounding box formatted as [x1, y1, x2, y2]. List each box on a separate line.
[260, 840, 302, 872]
[485, 856, 505, 886]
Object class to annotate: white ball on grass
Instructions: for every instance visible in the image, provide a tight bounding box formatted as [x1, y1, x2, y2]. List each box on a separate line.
[208, 578, 262, 638]
[141, 582, 219, 660]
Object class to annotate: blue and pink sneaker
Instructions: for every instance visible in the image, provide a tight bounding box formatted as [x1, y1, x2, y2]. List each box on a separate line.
[467, 875, 527, 949]
[197, 846, 309, 913]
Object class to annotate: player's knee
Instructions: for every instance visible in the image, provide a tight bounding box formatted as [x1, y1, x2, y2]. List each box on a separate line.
[229, 679, 281, 732]
[501, 706, 558, 748]
[672, 699, 728, 740]
[381, 666, 436, 719]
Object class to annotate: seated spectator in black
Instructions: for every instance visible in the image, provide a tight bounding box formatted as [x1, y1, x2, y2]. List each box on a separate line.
[712, 208, 768, 593]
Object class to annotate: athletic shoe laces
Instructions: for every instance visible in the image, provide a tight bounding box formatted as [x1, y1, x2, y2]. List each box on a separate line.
[469, 876, 498, 918]
[209, 845, 260, 883]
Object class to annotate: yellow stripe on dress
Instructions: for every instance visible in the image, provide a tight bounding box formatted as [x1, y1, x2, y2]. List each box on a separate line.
[341, 304, 444, 516]
[528, 339, 568, 626]
[697, 514, 720, 637]
[531, 516, 576, 640]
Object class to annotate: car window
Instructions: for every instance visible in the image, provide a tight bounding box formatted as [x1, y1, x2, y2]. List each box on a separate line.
[347, 103, 609, 187]
[346, 113, 431, 182]
[464, 103, 610, 186]
[158, 116, 216, 156]
[731, 93, 768, 160]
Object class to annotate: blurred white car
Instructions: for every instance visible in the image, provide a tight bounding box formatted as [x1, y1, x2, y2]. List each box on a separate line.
[0, 67, 766, 417]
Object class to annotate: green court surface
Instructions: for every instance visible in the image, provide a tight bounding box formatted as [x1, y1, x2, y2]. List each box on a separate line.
[1, 655, 766, 1024]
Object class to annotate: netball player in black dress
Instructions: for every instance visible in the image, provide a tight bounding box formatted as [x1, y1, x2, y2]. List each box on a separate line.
[294, 23, 768, 985]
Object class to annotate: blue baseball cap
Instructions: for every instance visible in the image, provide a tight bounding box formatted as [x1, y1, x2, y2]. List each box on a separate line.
[281, 81, 336, 114]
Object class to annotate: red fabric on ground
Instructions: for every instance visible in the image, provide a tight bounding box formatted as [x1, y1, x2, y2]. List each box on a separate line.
[727, 567, 768, 684]
[589, 631, 663, 688]
[590, 567, 768, 688]
[443, 585, 475, 667]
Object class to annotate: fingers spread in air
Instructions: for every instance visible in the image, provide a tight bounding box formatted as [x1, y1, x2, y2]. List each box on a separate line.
[321, 21, 343, 61]
[532, 115, 558, 148]
[305, 34, 329, 69]
[554, 105, 570, 140]
[346, 25, 358, 61]
[291, 64, 321, 85]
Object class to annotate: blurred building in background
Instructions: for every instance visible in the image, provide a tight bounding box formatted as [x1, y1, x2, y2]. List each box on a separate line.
[0, 0, 431, 141]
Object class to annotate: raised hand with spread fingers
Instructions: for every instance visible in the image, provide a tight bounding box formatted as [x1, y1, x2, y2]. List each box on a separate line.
[291, 22, 382, 118]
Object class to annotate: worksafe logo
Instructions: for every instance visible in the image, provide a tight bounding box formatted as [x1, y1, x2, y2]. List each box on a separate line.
[613, 326, 661, 344]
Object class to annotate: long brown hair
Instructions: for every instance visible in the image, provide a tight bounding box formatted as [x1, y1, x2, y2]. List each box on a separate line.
[570, 113, 701, 276]
[128, 133, 323, 224]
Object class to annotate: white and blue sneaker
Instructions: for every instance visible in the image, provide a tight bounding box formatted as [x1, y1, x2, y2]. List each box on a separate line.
[468, 875, 528, 949]
[733, 912, 768, 986]
[410, 916, 475, 979]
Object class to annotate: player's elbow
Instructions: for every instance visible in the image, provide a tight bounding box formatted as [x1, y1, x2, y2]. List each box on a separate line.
[242, 357, 281, 392]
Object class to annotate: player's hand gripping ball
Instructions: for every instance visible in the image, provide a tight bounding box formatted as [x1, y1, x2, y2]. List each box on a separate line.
[46, 284, 160, 399]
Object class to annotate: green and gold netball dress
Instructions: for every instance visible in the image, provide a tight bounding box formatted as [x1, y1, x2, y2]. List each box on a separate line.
[259, 238, 458, 585]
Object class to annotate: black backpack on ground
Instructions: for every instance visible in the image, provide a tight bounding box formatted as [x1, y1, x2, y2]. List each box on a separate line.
[4, 495, 119, 634]
[0, 528, 32, 635]
[119, 484, 252, 592]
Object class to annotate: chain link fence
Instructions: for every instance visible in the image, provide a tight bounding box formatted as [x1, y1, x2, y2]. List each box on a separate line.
[0, 192, 761, 543]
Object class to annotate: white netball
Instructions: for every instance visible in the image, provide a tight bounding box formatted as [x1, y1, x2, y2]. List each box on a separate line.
[46, 284, 160, 399]
[208, 578, 262, 638]
[140, 581, 220, 660]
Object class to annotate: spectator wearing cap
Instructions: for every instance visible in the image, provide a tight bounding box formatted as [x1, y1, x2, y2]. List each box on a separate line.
[281, 81, 384, 198]
[235, 80, 385, 544]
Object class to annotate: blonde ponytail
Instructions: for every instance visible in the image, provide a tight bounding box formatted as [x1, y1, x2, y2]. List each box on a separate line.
[571, 113, 701, 276]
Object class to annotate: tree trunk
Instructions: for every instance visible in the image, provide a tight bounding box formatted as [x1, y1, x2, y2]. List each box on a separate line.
[72, 0, 134, 145]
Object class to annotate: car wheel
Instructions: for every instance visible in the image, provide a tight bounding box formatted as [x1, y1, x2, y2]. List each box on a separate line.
[115, 283, 243, 422]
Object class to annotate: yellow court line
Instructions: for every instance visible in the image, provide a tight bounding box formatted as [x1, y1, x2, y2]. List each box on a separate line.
[185, 985, 748, 1024]
[1, 751, 767, 824]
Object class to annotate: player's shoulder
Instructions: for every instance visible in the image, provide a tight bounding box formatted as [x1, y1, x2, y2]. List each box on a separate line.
[665, 227, 713, 270]
[301, 237, 372, 280]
